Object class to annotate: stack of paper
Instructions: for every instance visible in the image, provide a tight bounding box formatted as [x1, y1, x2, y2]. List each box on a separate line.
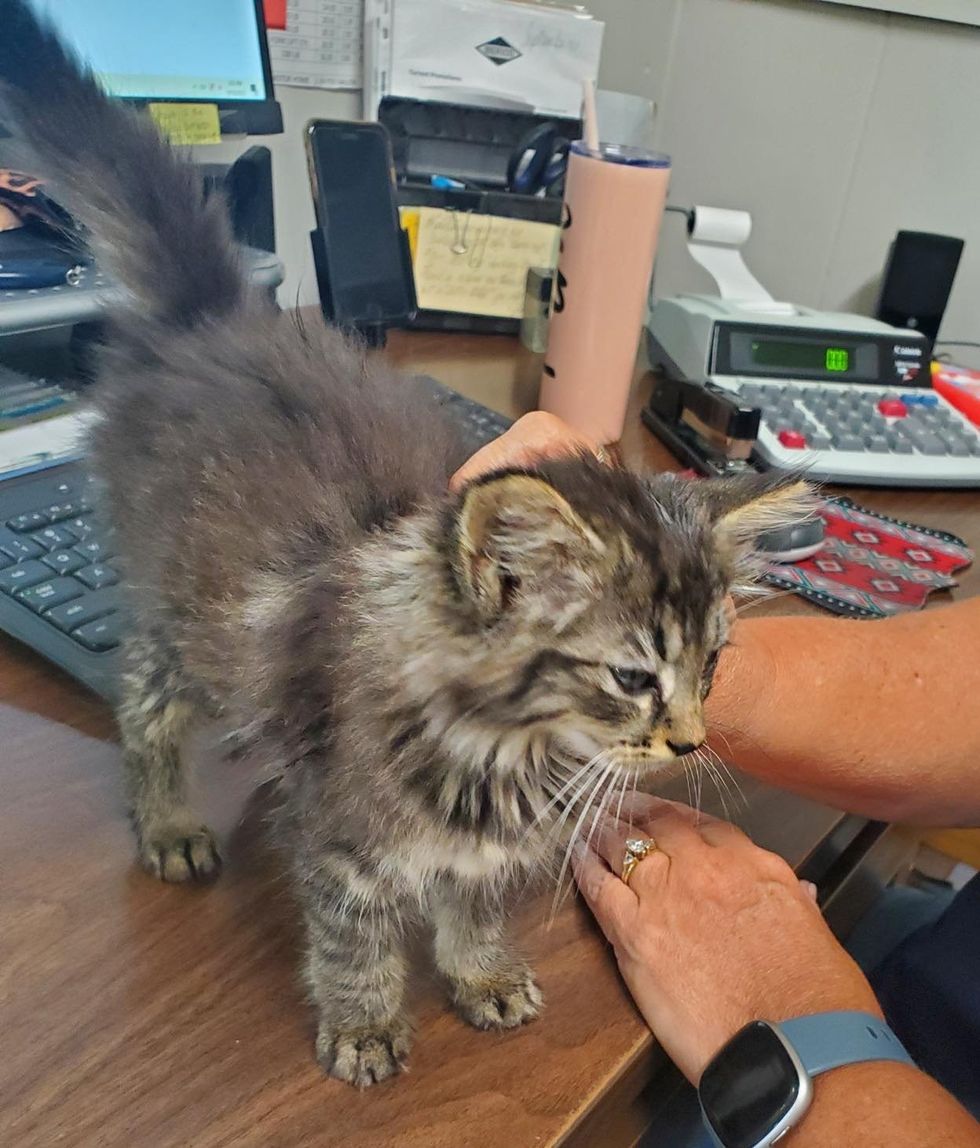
[364, 0, 603, 119]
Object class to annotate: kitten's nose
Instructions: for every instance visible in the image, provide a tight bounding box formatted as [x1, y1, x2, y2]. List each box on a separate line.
[667, 739, 703, 757]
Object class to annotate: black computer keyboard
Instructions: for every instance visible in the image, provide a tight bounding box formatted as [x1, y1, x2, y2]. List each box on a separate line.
[0, 380, 514, 701]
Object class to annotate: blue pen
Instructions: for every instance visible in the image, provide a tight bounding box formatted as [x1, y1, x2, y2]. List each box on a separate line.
[430, 174, 467, 191]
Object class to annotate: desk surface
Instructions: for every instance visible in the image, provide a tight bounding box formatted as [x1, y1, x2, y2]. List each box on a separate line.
[2, 330, 978, 1148]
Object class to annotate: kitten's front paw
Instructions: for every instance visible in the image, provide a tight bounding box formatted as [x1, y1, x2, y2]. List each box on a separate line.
[139, 821, 222, 883]
[316, 1020, 412, 1087]
[452, 964, 543, 1031]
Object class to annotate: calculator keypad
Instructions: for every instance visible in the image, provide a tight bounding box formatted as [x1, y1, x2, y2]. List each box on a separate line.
[714, 378, 980, 485]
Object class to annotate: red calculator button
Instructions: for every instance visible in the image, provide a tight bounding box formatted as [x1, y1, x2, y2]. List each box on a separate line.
[777, 429, 807, 449]
[878, 398, 908, 417]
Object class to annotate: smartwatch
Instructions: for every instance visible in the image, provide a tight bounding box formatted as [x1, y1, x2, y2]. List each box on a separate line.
[698, 1011, 915, 1148]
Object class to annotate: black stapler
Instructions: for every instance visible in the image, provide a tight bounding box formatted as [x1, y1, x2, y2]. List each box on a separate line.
[641, 378, 762, 477]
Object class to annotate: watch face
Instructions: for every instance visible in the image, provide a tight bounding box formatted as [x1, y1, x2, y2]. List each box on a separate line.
[699, 1022, 802, 1148]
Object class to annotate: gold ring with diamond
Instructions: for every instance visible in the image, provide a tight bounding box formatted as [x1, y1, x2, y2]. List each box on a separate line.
[621, 837, 658, 886]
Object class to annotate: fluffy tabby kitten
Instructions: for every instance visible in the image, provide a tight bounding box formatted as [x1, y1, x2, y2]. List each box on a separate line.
[1, 1, 809, 1087]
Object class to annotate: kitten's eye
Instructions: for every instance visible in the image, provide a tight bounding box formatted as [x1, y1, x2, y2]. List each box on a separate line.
[610, 666, 660, 695]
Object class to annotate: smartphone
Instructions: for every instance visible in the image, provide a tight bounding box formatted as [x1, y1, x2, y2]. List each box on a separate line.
[305, 120, 415, 327]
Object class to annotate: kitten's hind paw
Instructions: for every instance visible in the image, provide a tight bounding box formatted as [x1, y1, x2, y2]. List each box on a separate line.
[316, 1020, 412, 1087]
[452, 965, 543, 1031]
[139, 821, 222, 884]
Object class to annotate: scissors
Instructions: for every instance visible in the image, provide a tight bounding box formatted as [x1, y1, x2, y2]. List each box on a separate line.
[506, 122, 571, 197]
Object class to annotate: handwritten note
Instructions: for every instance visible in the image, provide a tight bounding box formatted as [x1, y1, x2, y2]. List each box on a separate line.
[148, 103, 221, 146]
[409, 207, 558, 319]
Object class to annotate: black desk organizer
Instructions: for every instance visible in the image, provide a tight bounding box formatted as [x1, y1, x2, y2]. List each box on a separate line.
[381, 97, 578, 335]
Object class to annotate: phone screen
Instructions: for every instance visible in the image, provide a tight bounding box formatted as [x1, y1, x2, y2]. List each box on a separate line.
[306, 122, 414, 325]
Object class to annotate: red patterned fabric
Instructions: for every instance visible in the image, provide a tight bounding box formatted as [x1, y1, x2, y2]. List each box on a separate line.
[764, 497, 973, 618]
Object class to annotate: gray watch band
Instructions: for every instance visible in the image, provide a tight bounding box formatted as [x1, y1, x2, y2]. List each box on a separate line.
[778, 1010, 914, 1076]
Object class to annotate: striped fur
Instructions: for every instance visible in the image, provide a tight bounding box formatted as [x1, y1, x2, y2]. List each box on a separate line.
[0, 0, 811, 1087]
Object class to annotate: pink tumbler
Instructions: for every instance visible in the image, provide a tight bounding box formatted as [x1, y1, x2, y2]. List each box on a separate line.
[539, 143, 671, 444]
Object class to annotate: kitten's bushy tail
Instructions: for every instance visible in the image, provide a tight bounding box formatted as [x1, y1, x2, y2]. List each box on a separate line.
[0, 0, 245, 326]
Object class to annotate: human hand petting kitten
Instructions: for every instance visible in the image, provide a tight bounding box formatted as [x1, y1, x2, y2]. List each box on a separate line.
[449, 410, 606, 490]
[572, 794, 879, 1084]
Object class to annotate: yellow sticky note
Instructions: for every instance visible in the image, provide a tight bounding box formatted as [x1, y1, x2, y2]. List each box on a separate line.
[411, 207, 558, 319]
[399, 207, 420, 263]
[148, 102, 221, 146]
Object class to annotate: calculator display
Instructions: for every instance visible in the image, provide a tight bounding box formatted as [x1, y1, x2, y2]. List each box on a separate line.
[725, 330, 880, 383]
[751, 339, 853, 374]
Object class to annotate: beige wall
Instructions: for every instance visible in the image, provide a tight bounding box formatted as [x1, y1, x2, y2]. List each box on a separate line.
[218, 0, 980, 362]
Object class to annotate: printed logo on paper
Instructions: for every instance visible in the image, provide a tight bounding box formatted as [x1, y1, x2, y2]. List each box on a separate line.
[476, 37, 522, 65]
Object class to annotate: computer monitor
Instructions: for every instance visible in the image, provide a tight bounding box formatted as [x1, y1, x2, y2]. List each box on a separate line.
[29, 0, 282, 135]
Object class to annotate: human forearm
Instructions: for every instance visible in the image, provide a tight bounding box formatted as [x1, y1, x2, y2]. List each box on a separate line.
[786, 1061, 980, 1147]
[706, 600, 980, 824]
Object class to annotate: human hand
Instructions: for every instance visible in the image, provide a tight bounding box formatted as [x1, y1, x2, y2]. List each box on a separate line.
[573, 794, 881, 1084]
[449, 410, 605, 492]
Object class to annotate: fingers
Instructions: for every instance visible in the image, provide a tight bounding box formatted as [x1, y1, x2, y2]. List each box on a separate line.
[571, 840, 636, 941]
[620, 792, 748, 849]
[590, 814, 674, 898]
[449, 411, 601, 491]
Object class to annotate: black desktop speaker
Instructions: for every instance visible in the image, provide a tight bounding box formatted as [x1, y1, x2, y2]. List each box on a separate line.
[875, 230, 963, 346]
[200, 146, 276, 254]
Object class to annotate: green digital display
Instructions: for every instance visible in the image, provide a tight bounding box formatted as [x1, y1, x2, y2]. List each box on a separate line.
[825, 347, 849, 372]
[751, 339, 854, 375]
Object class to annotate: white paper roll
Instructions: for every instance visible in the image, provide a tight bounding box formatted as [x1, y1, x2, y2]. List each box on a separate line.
[688, 206, 753, 246]
[687, 204, 773, 304]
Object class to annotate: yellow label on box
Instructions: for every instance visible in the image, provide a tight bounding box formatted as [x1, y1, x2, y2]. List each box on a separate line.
[148, 102, 221, 146]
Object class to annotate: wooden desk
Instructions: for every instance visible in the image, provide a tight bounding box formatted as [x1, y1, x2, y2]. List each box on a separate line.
[2, 331, 978, 1148]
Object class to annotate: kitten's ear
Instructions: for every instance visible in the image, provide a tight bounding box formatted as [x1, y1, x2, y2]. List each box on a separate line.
[703, 473, 817, 558]
[454, 473, 604, 622]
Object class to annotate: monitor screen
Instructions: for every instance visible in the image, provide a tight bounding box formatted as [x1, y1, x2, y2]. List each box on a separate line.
[30, 0, 273, 105]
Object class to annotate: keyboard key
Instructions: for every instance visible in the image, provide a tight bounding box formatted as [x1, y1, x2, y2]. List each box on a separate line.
[32, 524, 77, 550]
[0, 560, 51, 594]
[911, 433, 948, 455]
[878, 398, 908, 418]
[42, 501, 81, 523]
[948, 441, 971, 457]
[7, 510, 47, 533]
[73, 538, 111, 563]
[832, 434, 864, 451]
[777, 429, 807, 449]
[46, 588, 117, 634]
[865, 436, 890, 452]
[67, 517, 93, 539]
[42, 549, 88, 576]
[809, 434, 832, 450]
[76, 563, 119, 590]
[901, 392, 938, 407]
[0, 532, 44, 561]
[72, 613, 122, 652]
[16, 577, 84, 613]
